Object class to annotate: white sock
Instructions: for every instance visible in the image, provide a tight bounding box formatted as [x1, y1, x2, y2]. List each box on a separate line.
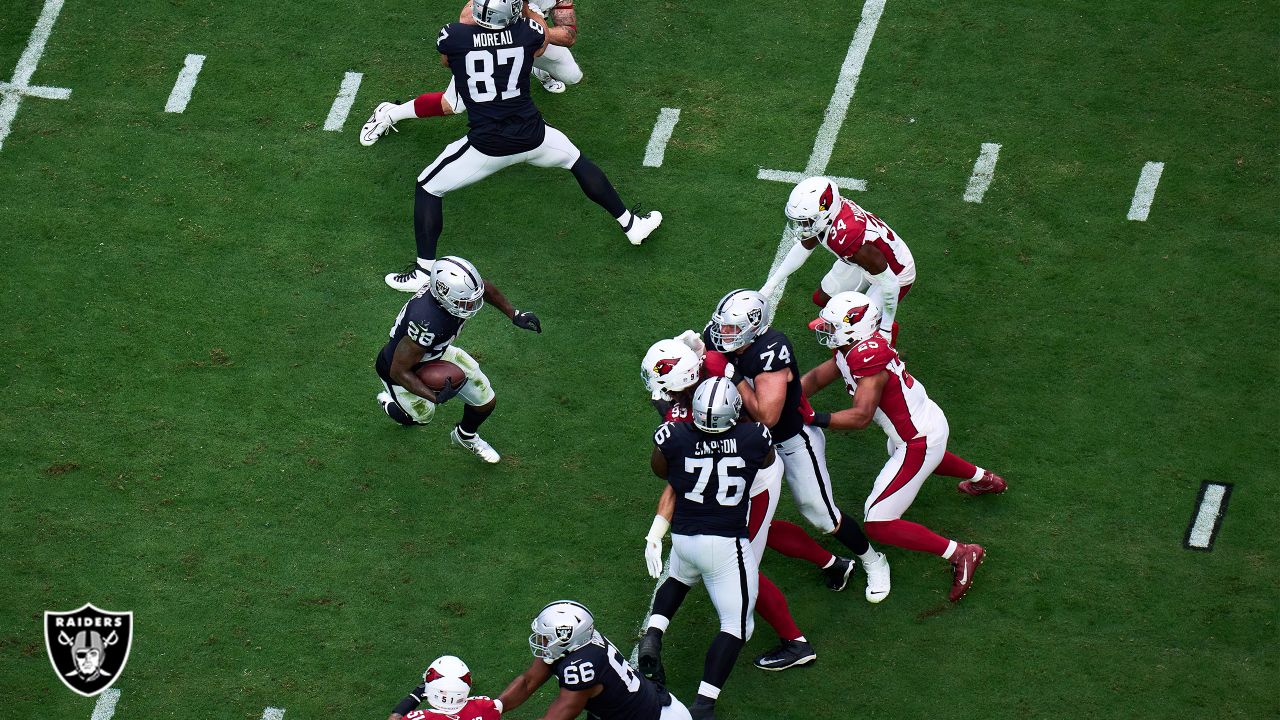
[942, 540, 958, 560]
[646, 615, 670, 633]
[388, 100, 418, 123]
[617, 210, 634, 229]
[793, 635, 807, 643]
[416, 257, 433, 271]
[820, 557, 835, 570]
[858, 549, 880, 565]
[970, 467, 985, 482]
[697, 682, 721, 700]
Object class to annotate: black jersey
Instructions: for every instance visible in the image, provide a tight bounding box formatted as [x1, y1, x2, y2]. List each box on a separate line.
[654, 420, 773, 538]
[376, 287, 465, 382]
[552, 631, 670, 720]
[706, 327, 806, 443]
[437, 19, 547, 155]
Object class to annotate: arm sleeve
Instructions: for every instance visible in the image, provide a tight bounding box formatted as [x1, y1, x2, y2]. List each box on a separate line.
[392, 685, 427, 716]
[870, 267, 899, 332]
[761, 241, 814, 294]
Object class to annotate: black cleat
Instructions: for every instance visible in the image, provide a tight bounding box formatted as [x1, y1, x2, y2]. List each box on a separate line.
[822, 556, 855, 591]
[753, 639, 817, 671]
[689, 698, 717, 720]
[637, 630, 666, 686]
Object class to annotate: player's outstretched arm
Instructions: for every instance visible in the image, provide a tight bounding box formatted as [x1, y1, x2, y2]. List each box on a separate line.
[546, 3, 578, 47]
[645, 484, 673, 578]
[482, 282, 542, 332]
[825, 371, 888, 430]
[852, 244, 899, 334]
[497, 659, 553, 714]
[800, 358, 839, 397]
[761, 237, 817, 296]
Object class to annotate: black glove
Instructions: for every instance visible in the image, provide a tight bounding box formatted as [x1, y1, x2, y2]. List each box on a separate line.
[724, 361, 746, 385]
[433, 377, 461, 404]
[513, 310, 542, 333]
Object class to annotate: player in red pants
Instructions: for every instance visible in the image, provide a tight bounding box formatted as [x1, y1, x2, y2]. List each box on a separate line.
[638, 335, 852, 673]
[803, 292, 1007, 602]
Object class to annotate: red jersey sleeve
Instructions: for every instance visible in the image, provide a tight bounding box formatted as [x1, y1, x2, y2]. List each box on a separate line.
[703, 350, 729, 377]
[823, 200, 869, 259]
[843, 338, 895, 378]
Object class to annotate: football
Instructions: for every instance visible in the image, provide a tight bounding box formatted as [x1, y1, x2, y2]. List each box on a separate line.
[415, 360, 466, 391]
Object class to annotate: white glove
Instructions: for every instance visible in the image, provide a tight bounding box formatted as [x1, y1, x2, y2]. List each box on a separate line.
[645, 537, 664, 579]
[674, 329, 705, 358]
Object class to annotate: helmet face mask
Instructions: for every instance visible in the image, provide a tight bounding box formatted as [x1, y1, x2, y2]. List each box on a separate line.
[691, 377, 742, 433]
[423, 655, 472, 714]
[642, 339, 702, 401]
[429, 256, 485, 319]
[815, 292, 881, 349]
[528, 601, 595, 664]
[710, 289, 769, 352]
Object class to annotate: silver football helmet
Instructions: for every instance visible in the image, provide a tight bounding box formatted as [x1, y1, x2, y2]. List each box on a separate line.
[472, 0, 525, 29]
[709, 289, 769, 352]
[529, 600, 595, 663]
[691, 377, 742, 433]
[429, 256, 485, 318]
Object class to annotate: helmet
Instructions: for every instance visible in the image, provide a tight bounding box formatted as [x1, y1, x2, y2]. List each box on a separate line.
[785, 176, 841, 240]
[709, 289, 769, 352]
[529, 600, 594, 664]
[429, 256, 485, 318]
[422, 655, 473, 714]
[472, 0, 525, 29]
[691, 377, 742, 433]
[642, 339, 702, 401]
[72, 631, 107, 676]
[813, 291, 881, 349]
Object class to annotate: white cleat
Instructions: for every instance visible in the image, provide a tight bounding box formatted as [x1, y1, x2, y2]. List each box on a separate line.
[385, 263, 432, 293]
[624, 210, 663, 246]
[863, 551, 892, 603]
[531, 67, 566, 94]
[451, 426, 500, 463]
[360, 101, 399, 146]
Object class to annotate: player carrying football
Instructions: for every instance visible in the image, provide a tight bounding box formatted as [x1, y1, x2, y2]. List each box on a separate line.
[387, 655, 501, 720]
[760, 177, 915, 343]
[497, 600, 693, 719]
[375, 256, 541, 463]
[803, 291, 1008, 602]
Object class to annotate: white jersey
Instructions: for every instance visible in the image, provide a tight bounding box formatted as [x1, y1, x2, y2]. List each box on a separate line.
[834, 336, 945, 446]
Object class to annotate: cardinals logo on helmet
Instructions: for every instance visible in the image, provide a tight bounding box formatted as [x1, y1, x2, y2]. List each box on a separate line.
[652, 358, 679, 376]
[818, 184, 834, 212]
[843, 304, 869, 325]
[44, 603, 133, 697]
[425, 666, 471, 685]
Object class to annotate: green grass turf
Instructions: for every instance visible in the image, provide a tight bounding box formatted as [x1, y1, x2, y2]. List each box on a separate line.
[2, 0, 1277, 718]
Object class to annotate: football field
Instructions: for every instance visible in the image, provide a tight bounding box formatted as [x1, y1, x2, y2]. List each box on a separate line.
[2, 0, 1277, 718]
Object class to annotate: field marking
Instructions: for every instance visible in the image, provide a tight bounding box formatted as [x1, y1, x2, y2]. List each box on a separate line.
[0, 0, 71, 153]
[90, 689, 121, 720]
[628, 560, 670, 665]
[963, 142, 1001, 203]
[1126, 161, 1164, 221]
[755, 0, 885, 191]
[261, 708, 286, 720]
[642, 107, 681, 167]
[164, 54, 206, 113]
[757, 168, 866, 191]
[323, 71, 363, 132]
[1184, 482, 1233, 551]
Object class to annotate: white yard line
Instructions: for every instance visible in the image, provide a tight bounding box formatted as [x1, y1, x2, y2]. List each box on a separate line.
[1185, 482, 1232, 550]
[323, 72, 364, 132]
[628, 562, 670, 665]
[642, 107, 681, 167]
[1126, 161, 1164, 221]
[90, 689, 121, 720]
[0, 0, 71, 152]
[164, 54, 206, 113]
[756, 168, 867, 191]
[963, 142, 1001, 203]
[261, 708, 286, 720]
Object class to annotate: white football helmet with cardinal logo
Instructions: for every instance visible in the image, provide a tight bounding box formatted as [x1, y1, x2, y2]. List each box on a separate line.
[422, 655, 472, 714]
[785, 176, 842, 240]
[641, 339, 702, 401]
[813, 291, 881, 349]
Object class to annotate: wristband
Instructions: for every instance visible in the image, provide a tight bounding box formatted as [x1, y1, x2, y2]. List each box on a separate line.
[811, 412, 831, 428]
[645, 514, 670, 542]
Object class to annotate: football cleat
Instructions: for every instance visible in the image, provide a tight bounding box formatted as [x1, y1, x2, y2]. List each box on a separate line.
[753, 639, 817, 672]
[862, 551, 891, 603]
[948, 543, 985, 602]
[688, 698, 717, 720]
[531, 67, 566, 94]
[359, 102, 399, 147]
[958, 470, 1008, 496]
[821, 556, 855, 592]
[451, 427, 499, 463]
[386, 263, 432, 293]
[624, 209, 663, 246]
[636, 631, 666, 686]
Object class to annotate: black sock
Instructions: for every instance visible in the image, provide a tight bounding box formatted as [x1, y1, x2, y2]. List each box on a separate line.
[651, 577, 692, 620]
[833, 510, 871, 556]
[701, 631, 745, 693]
[414, 185, 443, 264]
[456, 402, 493, 436]
[570, 156, 626, 218]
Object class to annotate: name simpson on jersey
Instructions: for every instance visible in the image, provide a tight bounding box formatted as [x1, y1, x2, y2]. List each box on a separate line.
[694, 438, 738, 455]
[473, 30, 514, 47]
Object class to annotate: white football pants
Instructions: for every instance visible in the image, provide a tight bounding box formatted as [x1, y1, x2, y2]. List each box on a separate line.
[746, 456, 784, 564]
[661, 693, 693, 720]
[668, 534, 758, 641]
[418, 125, 582, 197]
[775, 425, 842, 533]
[865, 403, 950, 522]
[379, 345, 494, 423]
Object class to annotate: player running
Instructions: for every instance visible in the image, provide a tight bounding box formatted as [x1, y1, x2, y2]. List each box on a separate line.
[638, 335, 849, 673]
[387, 655, 501, 720]
[375, 256, 541, 463]
[361, 0, 582, 145]
[803, 292, 1008, 602]
[497, 600, 693, 720]
[760, 177, 915, 343]
[706, 289, 893, 601]
[369, 0, 659, 292]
